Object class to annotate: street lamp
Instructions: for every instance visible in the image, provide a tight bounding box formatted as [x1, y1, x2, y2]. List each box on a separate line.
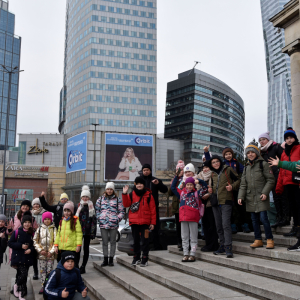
[92, 123, 99, 199]
[0, 65, 23, 215]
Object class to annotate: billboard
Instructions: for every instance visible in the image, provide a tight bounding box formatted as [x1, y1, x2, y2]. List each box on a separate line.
[105, 133, 153, 181]
[66, 132, 87, 174]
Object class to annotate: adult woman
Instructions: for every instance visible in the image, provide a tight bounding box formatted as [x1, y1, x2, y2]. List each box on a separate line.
[31, 198, 46, 227]
[115, 148, 142, 180]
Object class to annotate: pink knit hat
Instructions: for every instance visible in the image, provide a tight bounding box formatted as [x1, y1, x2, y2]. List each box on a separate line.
[258, 131, 271, 141]
[42, 212, 53, 223]
[176, 160, 185, 171]
[63, 201, 74, 214]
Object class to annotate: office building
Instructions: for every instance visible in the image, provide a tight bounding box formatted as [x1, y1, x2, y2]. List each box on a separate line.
[164, 69, 245, 165]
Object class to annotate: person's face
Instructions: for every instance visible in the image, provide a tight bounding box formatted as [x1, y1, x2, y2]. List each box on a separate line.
[136, 183, 144, 190]
[247, 151, 257, 161]
[184, 171, 194, 177]
[143, 168, 151, 176]
[211, 159, 221, 170]
[203, 166, 210, 173]
[64, 209, 71, 218]
[185, 183, 194, 191]
[33, 203, 40, 210]
[23, 220, 32, 230]
[43, 218, 51, 226]
[224, 152, 233, 161]
[106, 188, 114, 195]
[285, 136, 295, 145]
[60, 198, 68, 204]
[63, 259, 75, 270]
[126, 149, 133, 157]
[0, 220, 5, 227]
[259, 138, 269, 147]
[21, 205, 30, 213]
[81, 196, 89, 202]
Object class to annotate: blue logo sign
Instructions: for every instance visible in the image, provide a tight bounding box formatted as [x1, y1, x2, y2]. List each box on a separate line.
[66, 132, 87, 174]
[106, 133, 153, 147]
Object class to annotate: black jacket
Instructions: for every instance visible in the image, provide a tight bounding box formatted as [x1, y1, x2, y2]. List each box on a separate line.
[8, 227, 34, 267]
[0, 226, 9, 265]
[261, 142, 283, 177]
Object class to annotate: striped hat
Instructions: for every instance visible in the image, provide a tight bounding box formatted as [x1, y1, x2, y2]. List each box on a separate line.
[284, 127, 298, 141]
[245, 142, 260, 157]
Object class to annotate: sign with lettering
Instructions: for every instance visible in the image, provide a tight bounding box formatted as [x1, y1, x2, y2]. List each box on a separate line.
[27, 139, 49, 163]
[5, 165, 49, 178]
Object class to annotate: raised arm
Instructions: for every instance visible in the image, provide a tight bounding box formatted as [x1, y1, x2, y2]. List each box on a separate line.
[39, 195, 56, 214]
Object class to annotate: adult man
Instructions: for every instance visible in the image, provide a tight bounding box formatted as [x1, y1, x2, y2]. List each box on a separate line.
[140, 164, 168, 250]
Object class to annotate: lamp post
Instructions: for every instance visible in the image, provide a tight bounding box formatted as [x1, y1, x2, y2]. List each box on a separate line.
[0, 66, 23, 215]
[92, 123, 99, 199]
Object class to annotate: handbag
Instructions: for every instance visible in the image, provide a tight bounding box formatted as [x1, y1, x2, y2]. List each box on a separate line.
[289, 156, 300, 184]
[129, 194, 143, 213]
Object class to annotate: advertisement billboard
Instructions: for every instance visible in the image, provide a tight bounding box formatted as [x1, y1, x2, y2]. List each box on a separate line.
[66, 132, 87, 174]
[105, 133, 153, 181]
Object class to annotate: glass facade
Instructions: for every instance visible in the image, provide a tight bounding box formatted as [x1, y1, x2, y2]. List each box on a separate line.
[260, 0, 292, 143]
[0, 0, 21, 149]
[59, 0, 157, 134]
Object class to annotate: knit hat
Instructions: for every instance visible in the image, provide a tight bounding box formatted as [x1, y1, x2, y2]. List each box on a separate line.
[176, 160, 185, 171]
[184, 163, 195, 174]
[42, 212, 53, 223]
[142, 164, 152, 171]
[21, 211, 32, 225]
[185, 177, 195, 186]
[134, 176, 146, 186]
[32, 198, 41, 206]
[284, 127, 298, 141]
[63, 201, 74, 214]
[245, 141, 260, 157]
[258, 131, 271, 141]
[81, 185, 91, 199]
[203, 160, 210, 168]
[61, 251, 75, 265]
[222, 147, 234, 158]
[105, 182, 115, 190]
[60, 193, 69, 200]
[0, 214, 6, 221]
[21, 200, 31, 209]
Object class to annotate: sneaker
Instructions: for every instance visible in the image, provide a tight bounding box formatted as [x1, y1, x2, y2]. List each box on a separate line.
[38, 287, 44, 294]
[131, 256, 141, 265]
[79, 266, 86, 274]
[231, 224, 237, 234]
[140, 256, 148, 267]
[225, 245, 233, 258]
[213, 245, 226, 255]
[242, 223, 251, 233]
[287, 240, 300, 251]
[283, 226, 297, 237]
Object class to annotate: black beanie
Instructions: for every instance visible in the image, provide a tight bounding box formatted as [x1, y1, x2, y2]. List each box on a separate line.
[21, 211, 32, 225]
[61, 251, 75, 265]
[142, 164, 152, 171]
[21, 200, 32, 209]
[203, 160, 210, 168]
[134, 176, 146, 186]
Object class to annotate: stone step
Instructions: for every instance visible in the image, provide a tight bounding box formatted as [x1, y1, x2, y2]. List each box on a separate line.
[168, 245, 300, 284]
[148, 250, 300, 300]
[260, 225, 293, 235]
[93, 260, 191, 300]
[116, 255, 259, 300]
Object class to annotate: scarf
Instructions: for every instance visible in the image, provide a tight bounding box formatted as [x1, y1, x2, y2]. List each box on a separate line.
[31, 207, 46, 216]
[64, 217, 70, 221]
[76, 200, 95, 218]
[133, 186, 147, 197]
[201, 170, 212, 182]
[261, 140, 274, 152]
[285, 140, 299, 157]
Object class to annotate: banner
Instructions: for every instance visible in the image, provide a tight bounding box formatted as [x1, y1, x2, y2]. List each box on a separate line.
[105, 133, 153, 181]
[66, 132, 87, 174]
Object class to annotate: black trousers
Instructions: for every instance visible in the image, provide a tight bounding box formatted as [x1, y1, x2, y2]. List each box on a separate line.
[131, 224, 150, 257]
[284, 185, 300, 226]
[174, 213, 182, 245]
[231, 192, 252, 228]
[79, 235, 91, 267]
[59, 250, 80, 269]
[32, 250, 38, 275]
[16, 265, 29, 297]
[273, 176, 289, 221]
[202, 207, 219, 251]
[152, 208, 162, 250]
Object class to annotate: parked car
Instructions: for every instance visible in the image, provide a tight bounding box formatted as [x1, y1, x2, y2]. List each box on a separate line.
[118, 217, 202, 255]
[96, 219, 129, 242]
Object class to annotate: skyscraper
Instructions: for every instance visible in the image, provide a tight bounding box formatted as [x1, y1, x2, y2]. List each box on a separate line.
[59, 0, 157, 135]
[260, 0, 292, 143]
[0, 0, 21, 149]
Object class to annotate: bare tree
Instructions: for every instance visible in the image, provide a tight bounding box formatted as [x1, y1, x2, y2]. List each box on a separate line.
[46, 182, 55, 205]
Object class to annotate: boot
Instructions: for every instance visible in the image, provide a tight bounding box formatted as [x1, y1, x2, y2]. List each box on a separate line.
[266, 239, 274, 249]
[33, 273, 39, 280]
[101, 257, 108, 267]
[287, 239, 300, 251]
[108, 257, 114, 267]
[19, 294, 25, 300]
[13, 284, 19, 298]
[250, 240, 263, 248]
[283, 226, 297, 237]
[131, 255, 141, 265]
[213, 244, 225, 255]
[278, 217, 290, 227]
[79, 265, 86, 274]
[140, 256, 148, 267]
[242, 223, 251, 233]
[225, 245, 233, 258]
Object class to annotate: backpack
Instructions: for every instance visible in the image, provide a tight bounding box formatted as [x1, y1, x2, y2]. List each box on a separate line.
[43, 268, 80, 300]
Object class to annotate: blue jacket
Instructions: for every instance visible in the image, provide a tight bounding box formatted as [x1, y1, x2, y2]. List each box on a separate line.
[44, 261, 86, 300]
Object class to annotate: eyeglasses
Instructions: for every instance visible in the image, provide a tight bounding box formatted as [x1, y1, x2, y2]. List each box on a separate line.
[212, 161, 220, 165]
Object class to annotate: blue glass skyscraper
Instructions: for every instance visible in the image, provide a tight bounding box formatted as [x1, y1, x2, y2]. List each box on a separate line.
[260, 0, 292, 143]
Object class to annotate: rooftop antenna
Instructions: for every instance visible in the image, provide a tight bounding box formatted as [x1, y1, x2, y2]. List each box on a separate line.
[188, 61, 200, 76]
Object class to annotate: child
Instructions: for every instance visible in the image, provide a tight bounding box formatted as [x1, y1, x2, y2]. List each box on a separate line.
[33, 212, 57, 294]
[96, 182, 125, 267]
[54, 201, 82, 268]
[31, 198, 46, 227]
[0, 214, 11, 268]
[171, 176, 207, 262]
[44, 251, 90, 300]
[181, 163, 198, 186]
[122, 177, 156, 267]
[238, 142, 275, 249]
[8, 212, 35, 300]
[76, 185, 97, 274]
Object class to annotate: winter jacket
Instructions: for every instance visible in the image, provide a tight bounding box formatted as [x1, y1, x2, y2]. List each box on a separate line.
[169, 176, 183, 215]
[260, 142, 283, 176]
[44, 261, 86, 300]
[211, 165, 240, 205]
[0, 226, 8, 265]
[95, 194, 125, 229]
[278, 160, 300, 173]
[238, 157, 275, 213]
[8, 227, 34, 267]
[276, 145, 300, 194]
[171, 176, 207, 223]
[31, 208, 47, 227]
[198, 171, 212, 207]
[122, 189, 156, 226]
[77, 205, 97, 238]
[54, 217, 82, 251]
[33, 224, 57, 260]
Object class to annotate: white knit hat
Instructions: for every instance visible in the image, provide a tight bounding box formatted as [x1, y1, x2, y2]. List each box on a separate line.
[81, 185, 91, 198]
[105, 182, 115, 191]
[32, 198, 41, 206]
[184, 163, 195, 174]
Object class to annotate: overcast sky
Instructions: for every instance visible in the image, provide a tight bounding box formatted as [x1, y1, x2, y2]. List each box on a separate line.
[10, 0, 268, 146]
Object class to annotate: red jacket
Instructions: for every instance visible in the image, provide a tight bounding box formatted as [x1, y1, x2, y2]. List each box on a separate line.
[276, 144, 300, 194]
[122, 189, 156, 226]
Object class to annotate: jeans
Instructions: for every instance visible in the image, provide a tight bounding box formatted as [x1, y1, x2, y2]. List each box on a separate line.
[181, 221, 198, 256]
[251, 211, 273, 240]
[131, 224, 150, 257]
[101, 228, 118, 257]
[79, 235, 91, 267]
